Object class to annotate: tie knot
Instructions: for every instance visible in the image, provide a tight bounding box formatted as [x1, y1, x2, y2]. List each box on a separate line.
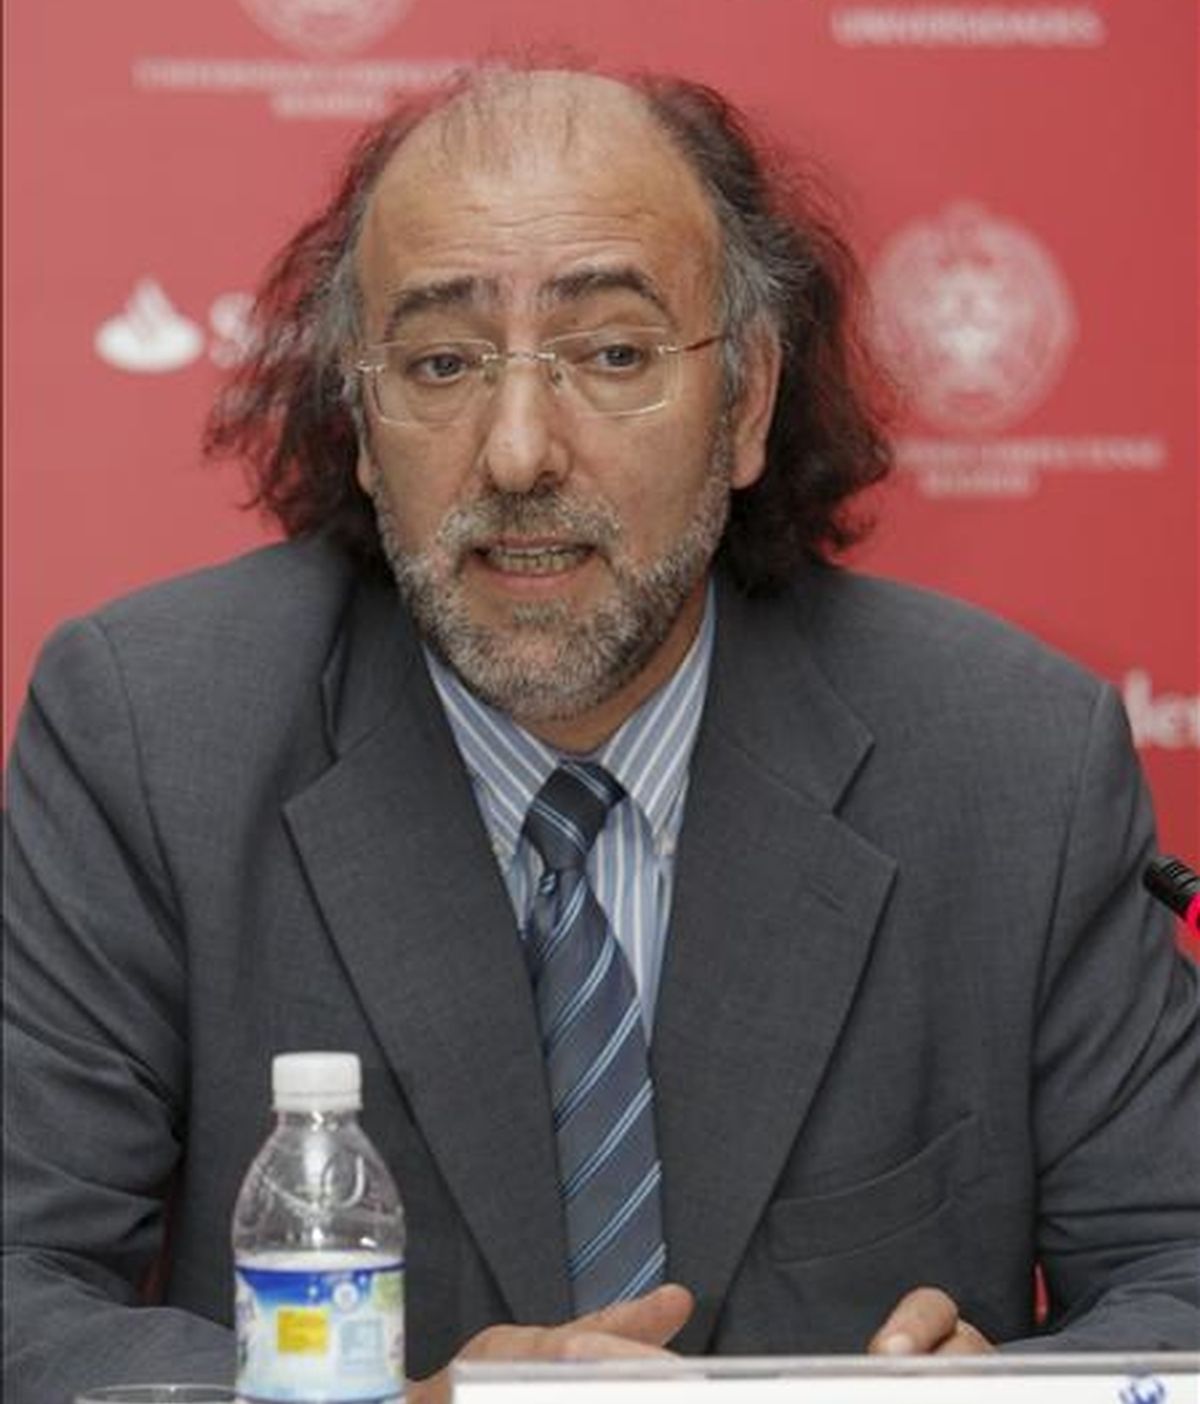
[523, 762, 625, 873]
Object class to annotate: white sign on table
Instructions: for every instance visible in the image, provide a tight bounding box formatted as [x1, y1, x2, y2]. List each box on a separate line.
[454, 1353, 1200, 1404]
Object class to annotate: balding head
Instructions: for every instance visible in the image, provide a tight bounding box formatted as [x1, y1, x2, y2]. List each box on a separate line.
[354, 69, 724, 347]
[392, 68, 666, 176]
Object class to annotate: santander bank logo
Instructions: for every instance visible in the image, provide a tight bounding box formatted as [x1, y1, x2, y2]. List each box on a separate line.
[872, 202, 1075, 434]
[94, 281, 254, 374]
[238, 0, 412, 55]
[94, 280, 204, 373]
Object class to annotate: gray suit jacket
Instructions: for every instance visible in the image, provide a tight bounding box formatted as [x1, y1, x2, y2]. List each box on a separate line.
[4, 540, 1198, 1402]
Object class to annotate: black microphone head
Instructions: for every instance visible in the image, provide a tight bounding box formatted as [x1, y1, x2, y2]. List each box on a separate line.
[1143, 855, 1200, 918]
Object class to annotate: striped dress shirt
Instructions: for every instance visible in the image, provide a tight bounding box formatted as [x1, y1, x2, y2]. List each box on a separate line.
[425, 589, 715, 1032]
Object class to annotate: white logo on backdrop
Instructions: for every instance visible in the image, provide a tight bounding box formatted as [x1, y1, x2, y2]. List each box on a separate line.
[872, 202, 1075, 435]
[208, 292, 258, 368]
[133, 0, 460, 120]
[1123, 670, 1200, 751]
[94, 280, 205, 373]
[868, 202, 1165, 498]
[830, 6, 1106, 48]
[238, 0, 411, 56]
[95, 282, 253, 374]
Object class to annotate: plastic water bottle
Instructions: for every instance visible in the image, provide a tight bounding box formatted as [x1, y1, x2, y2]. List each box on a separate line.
[233, 1052, 406, 1403]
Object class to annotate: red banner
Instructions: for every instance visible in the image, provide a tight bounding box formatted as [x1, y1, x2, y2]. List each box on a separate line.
[5, 1, 1196, 947]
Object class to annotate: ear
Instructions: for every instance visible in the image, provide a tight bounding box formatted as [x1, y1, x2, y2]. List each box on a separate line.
[354, 435, 378, 497]
[349, 371, 376, 497]
[337, 351, 370, 499]
[726, 328, 782, 491]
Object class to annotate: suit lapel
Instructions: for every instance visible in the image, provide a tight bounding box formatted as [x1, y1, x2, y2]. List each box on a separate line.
[655, 575, 896, 1351]
[281, 567, 894, 1342]
[284, 583, 571, 1325]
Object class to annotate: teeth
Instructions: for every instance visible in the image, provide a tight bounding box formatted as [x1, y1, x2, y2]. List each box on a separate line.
[483, 545, 589, 574]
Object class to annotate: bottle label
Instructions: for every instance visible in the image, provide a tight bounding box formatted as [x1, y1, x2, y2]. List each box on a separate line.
[236, 1257, 404, 1403]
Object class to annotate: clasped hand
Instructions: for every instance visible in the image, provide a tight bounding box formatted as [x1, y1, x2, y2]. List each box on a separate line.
[408, 1283, 992, 1404]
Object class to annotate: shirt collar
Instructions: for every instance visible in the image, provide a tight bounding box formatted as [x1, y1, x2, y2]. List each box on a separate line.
[426, 584, 716, 863]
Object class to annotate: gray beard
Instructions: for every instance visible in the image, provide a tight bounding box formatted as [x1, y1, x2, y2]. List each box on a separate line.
[366, 437, 732, 725]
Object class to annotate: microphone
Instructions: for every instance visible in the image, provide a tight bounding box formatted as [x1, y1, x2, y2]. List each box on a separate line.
[1143, 855, 1200, 934]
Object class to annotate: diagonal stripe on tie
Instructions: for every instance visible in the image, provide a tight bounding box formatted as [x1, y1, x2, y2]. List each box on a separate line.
[618, 1242, 668, 1302]
[555, 1002, 643, 1131]
[544, 940, 616, 1051]
[522, 762, 666, 1314]
[568, 1161, 662, 1278]
[561, 1077, 653, 1193]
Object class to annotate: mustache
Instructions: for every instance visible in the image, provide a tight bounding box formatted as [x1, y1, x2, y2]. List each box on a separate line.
[435, 486, 622, 556]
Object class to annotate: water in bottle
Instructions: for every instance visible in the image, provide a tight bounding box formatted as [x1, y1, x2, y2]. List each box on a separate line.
[233, 1052, 405, 1403]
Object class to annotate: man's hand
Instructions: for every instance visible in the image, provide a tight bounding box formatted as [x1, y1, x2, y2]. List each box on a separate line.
[408, 1284, 695, 1404]
[869, 1287, 994, 1355]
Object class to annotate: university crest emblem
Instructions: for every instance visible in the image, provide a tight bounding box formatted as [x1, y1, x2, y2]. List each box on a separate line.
[239, 0, 410, 55]
[872, 202, 1075, 433]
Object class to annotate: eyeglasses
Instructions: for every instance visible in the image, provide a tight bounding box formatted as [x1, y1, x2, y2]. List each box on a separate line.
[354, 326, 723, 426]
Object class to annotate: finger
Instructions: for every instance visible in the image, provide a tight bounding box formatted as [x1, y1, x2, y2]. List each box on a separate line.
[461, 1322, 577, 1362]
[458, 1285, 695, 1367]
[574, 1283, 695, 1347]
[869, 1286, 960, 1355]
[932, 1319, 994, 1356]
[405, 1369, 450, 1404]
[558, 1329, 685, 1361]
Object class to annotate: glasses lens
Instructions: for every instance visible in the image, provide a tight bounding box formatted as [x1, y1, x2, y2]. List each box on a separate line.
[547, 328, 671, 417]
[365, 329, 678, 424]
[374, 340, 493, 425]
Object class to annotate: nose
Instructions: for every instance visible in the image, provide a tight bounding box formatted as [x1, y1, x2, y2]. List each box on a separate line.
[476, 354, 569, 494]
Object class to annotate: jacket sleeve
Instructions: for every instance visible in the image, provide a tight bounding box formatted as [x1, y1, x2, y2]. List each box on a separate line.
[1010, 683, 1200, 1349]
[3, 617, 235, 1404]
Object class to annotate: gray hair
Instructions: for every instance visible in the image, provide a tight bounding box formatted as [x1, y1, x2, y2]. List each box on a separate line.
[205, 66, 891, 589]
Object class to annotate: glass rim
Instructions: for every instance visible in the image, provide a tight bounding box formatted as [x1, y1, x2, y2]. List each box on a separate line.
[354, 326, 721, 366]
[355, 329, 722, 426]
[75, 1385, 237, 1404]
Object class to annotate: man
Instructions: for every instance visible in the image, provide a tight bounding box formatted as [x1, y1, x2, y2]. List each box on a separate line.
[4, 67, 1197, 1404]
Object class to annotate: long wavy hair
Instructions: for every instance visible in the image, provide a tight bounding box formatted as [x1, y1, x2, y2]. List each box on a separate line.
[204, 68, 893, 592]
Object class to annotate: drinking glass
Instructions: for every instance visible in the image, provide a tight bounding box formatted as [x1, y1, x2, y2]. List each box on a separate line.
[76, 1385, 236, 1404]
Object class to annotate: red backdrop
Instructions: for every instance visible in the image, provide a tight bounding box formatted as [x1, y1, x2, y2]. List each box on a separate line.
[5, 1, 1197, 953]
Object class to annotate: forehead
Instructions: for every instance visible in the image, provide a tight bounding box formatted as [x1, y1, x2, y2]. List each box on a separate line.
[355, 77, 721, 336]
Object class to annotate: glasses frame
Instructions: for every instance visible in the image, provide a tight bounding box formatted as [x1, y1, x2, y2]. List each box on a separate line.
[354, 328, 725, 427]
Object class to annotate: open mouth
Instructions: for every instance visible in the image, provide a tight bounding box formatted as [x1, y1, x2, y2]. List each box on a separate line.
[476, 543, 594, 575]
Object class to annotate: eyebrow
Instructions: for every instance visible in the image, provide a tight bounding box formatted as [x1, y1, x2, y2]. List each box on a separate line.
[380, 277, 498, 341]
[540, 265, 670, 317]
[378, 263, 671, 342]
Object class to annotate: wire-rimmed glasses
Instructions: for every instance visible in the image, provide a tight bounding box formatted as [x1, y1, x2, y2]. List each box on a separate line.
[354, 326, 723, 426]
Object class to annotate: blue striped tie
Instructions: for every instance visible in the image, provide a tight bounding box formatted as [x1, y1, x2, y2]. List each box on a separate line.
[522, 762, 666, 1313]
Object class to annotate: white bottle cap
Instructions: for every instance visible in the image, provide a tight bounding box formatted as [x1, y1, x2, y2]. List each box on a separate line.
[272, 1052, 362, 1112]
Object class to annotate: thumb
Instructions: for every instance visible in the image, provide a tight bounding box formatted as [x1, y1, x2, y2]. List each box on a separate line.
[575, 1284, 695, 1346]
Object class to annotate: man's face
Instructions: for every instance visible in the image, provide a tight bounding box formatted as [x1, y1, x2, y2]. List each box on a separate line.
[354, 77, 776, 747]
